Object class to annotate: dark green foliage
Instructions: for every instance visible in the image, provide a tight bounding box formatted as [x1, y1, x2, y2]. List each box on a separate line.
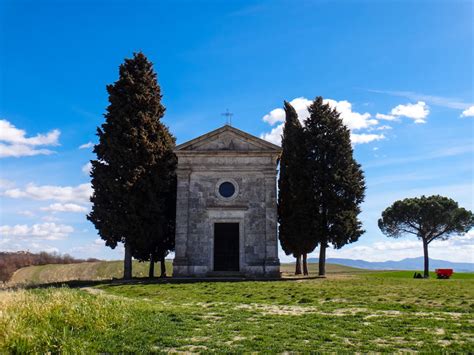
[87, 52, 177, 278]
[304, 97, 366, 276]
[278, 102, 316, 274]
[379, 195, 473, 278]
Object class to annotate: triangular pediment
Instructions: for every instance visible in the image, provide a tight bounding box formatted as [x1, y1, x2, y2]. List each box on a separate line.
[175, 125, 282, 152]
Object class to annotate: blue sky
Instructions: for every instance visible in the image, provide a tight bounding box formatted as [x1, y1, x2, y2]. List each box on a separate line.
[0, 0, 473, 262]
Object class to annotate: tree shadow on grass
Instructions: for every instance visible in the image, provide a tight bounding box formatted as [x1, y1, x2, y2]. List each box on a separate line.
[5, 275, 325, 290]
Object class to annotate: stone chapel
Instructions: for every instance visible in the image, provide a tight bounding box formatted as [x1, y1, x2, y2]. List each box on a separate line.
[172, 125, 282, 278]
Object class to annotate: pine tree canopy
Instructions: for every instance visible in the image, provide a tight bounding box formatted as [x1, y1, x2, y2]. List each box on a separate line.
[87, 52, 177, 262]
[378, 195, 473, 278]
[378, 195, 473, 243]
[304, 96, 366, 249]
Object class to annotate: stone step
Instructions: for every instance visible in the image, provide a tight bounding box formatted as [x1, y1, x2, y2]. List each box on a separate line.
[206, 271, 244, 277]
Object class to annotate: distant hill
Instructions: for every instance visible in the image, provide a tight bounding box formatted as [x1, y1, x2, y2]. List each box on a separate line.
[307, 257, 474, 272]
[7, 260, 172, 285]
[0, 251, 100, 283]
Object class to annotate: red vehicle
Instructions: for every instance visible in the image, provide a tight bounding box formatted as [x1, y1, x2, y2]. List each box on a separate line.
[435, 269, 454, 279]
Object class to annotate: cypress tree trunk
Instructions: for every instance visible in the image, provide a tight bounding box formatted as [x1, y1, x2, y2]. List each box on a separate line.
[302, 253, 309, 275]
[148, 254, 155, 278]
[423, 239, 429, 278]
[124, 242, 132, 280]
[318, 244, 326, 277]
[295, 254, 302, 275]
[160, 257, 166, 278]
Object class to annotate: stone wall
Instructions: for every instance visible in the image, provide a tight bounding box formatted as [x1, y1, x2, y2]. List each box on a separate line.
[173, 126, 281, 278]
[173, 155, 280, 277]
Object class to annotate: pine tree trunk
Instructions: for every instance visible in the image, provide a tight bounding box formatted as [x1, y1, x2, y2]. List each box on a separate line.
[160, 257, 166, 278]
[148, 254, 155, 278]
[302, 253, 309, 275]
[295, 254, 302, 275]
[318, 244, 326, 277]
[124, 242, 132, 280]
[423, 239, 429, 278]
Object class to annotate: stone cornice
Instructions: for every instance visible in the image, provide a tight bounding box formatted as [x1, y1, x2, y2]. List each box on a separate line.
[175, 125, 282, 153]
[175, 150, 281, 157]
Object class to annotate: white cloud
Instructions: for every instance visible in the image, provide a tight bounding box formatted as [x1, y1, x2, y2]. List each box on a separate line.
[325, 99, 377, 130]
[351, 133, 385, 145]
[18, 210, 35, 217]
[260, 124, 284, 146]
[375, 101, 429, 124]
[0, 143, 55, 158]
[461, 106, 474, 118]
[0, 120, 60, 145]
[69, 238, 126, 259]
[262, 97, 312, 126]
[389, 101, 429, 123]
[69, 238, 104, 255]
[260, 97, 382, 146]
[79, 142, 94, 149]
[0, 119, 60, 158]
[367, 125, 392, 132]
[3, 183, 92, 204]
[262, 108, 285, 125]
[263, 97, 377, 130]
[0, 222, 74, 240]
[82, 162, 92, 175]
[42, 215, 61, 222]
[375, 113, 398, 121]
[40, 203, 88, 213]
[375, 125, 392, 131]
[0, 178, 15, 190]
[0, 237, 59, 254]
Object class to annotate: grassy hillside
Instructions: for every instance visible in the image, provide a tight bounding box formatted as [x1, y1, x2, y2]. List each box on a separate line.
[280, 262, 365, 275]
[1, 273, 473, 352]
[8, 260, 174, 285]
[8, 260, 361, 285]
[0, 251, 100, 282]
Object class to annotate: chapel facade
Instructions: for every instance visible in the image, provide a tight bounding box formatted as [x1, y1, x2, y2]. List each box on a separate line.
[172, 125, 281, 278]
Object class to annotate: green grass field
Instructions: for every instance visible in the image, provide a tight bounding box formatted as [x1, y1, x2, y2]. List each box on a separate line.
[1, 261, 473, 352]
[366, 270, 474, 280]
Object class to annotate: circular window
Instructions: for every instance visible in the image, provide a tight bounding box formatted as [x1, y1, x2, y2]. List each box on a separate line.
[218, 181, 236, 198]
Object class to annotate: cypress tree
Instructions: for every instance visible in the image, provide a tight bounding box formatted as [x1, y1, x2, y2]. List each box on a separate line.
[129, 144, 176, 278]
[278, 101, 316, 275]
[304, 97, 365, 276]
[88, 52, 176, 279]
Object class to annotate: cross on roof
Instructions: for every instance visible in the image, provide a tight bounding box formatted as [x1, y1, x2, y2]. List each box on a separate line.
[221, 109, 233, 126]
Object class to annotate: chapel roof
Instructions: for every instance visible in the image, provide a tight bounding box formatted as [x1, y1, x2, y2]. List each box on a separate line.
[175, 124, 282, 153]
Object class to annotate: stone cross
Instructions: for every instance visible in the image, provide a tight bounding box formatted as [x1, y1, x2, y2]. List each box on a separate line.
[221, 109, 233, 126]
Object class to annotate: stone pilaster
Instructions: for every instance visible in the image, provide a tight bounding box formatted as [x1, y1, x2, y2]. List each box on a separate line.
[172, 168, 191, 276]
[264, 170, 280, 276]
